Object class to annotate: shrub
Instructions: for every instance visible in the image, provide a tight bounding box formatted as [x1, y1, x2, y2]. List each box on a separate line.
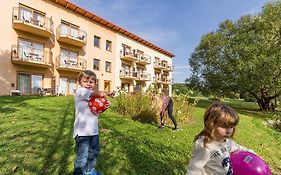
[112, 92, 158, 124]
[113, 93, 196, 126]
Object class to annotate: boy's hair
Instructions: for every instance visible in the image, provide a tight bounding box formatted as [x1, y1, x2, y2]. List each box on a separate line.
[78, 70, 97, 82]
[194, 101, 239, 147]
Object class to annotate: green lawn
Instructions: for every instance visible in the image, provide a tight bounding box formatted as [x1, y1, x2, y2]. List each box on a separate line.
[0, 96, 280, 175]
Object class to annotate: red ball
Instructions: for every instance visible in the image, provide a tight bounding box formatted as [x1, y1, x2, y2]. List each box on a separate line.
[88, 96, 110, 114]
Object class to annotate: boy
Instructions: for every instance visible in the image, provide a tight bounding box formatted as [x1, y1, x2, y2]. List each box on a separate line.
[73, 70, 114, 175]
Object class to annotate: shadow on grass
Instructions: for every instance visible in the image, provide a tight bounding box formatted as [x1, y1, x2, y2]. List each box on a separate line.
[132, 109, 158, 124]
[98, 115, 187, 175]
[0, 96, 75, 175]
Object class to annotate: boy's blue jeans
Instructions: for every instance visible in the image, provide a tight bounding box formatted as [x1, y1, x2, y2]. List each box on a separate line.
[73, 135, 100, 175]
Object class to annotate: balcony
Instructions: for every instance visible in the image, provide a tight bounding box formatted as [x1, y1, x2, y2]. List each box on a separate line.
[165, 64, 174, 72]
[120, 69, 137, 80]
[135, 72, 151, 81]
[136, 54, 151, 65]
[12, 7, 53, 38]
[153, 76, 162, 83]
[11, 45, 51, 68]
[161, 77, 172, 84]
[120, 49, 138, 62]
[56, 56, 87, 72]
[56, 24, 87, 47]
[154, 61, 166, 70]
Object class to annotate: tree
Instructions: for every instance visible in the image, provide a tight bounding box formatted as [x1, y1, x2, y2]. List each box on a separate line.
[187, 1, 281, 111]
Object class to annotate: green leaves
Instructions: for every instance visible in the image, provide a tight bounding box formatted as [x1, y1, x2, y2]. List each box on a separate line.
[187, 1, 281, 103]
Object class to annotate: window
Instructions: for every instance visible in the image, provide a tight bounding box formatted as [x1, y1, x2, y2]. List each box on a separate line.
[93, 58, 100, 70]
[58, 77, 77, 95]
[59, 49, 78, 66]
[18, 73, 43, 95]
[105, 61, 111, 73]
[18, 39, 44, 61]
[106, 40, 112, 51]
[104, 81, 111, 92]
[60, 22, 79, 38]
[94, 35, 100, 48]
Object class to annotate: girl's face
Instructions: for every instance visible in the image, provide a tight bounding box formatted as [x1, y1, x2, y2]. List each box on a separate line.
[214, 126, 234, 143]
[79, 76, 95, 89]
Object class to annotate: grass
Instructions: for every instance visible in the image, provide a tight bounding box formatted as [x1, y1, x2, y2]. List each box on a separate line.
[0, 96, 280, 175]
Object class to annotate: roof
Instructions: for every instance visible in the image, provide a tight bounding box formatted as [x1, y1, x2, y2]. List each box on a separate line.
[50, 0, 175, 58]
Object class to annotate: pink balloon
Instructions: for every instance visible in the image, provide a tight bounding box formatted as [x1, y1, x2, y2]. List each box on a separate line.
[230, 151, 272, 175]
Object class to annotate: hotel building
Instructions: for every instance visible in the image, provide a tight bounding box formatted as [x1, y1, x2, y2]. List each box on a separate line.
[0, 0, 174, 96]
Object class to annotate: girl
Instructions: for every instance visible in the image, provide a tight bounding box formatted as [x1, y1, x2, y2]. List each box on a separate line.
[151, 94, 179, 130]
[186, 101, 254, 175]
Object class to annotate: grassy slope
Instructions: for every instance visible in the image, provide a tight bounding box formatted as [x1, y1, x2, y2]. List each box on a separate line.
[0, 96, 280, 175]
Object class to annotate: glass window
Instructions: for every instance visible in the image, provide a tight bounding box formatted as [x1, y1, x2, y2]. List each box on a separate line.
[94, 36, 100, 48]
[93, 58, 100, 70]
[105, 61, 111, 73]
[69, 79, 77, 95]
[20, 7, 32, 22]
[59, 78, 68, 95]
[60, 49, 78, 65]
[106, 40, 112, 51]
[18, 73, 43, 95]
[60, 23, 68, 35]
[18, 74, 31, 95]
[70, 26, 78, 38]
[32, 75, 43, 95]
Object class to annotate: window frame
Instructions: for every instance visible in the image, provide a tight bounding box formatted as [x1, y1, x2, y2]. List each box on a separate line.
[94, 35, 101, 48]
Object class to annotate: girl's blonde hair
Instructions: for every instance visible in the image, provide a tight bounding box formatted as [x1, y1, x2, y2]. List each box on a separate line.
[194, 101, 239, 147]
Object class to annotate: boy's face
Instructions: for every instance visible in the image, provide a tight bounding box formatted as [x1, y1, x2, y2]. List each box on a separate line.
[79, 76, 95, 89]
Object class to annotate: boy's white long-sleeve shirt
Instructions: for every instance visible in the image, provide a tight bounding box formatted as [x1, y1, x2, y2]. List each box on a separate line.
[186, 136, 253, 175]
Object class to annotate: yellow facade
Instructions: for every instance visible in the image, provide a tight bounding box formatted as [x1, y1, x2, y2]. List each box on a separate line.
[0, 0, 174, 96]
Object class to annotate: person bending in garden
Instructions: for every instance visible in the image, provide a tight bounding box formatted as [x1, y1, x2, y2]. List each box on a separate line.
[152, 94, 179, 130]
[186, 101, 255, 175]
[73, 70, 114, 175]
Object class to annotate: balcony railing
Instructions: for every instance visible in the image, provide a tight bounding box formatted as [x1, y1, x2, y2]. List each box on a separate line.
[154, 61, 166, 70]
[135, 72, 151, 81]
[12, 7, 53, 38]
[56, 56, 87, 72]
[56, 24, 87, 47]
[161, 77, 172, 84]
[11, 45, 51, 67]
[153, 76, 162, 83]
[120, 49, 138, 61]
[120, 69, 137, 79]
[136, 54, 151, 65]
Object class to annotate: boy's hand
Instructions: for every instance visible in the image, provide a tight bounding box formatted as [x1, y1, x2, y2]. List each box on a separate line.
[107, 90, 116, 97]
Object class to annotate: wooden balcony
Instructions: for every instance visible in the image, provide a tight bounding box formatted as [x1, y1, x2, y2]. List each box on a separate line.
[56, 56, 87, 72]
[12, 7, 53, 38]
[56, 24, 87, 47]
[11, 45, 51, 68]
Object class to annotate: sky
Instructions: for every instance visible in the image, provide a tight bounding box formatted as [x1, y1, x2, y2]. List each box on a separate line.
[70, 0, 272, 83]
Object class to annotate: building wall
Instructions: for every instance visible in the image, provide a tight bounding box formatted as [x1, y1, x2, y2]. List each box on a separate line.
[0, 0, 173, 96]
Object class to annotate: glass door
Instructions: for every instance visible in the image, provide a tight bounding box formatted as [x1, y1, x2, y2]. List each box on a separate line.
[32, 75, 43, 95]
[69, 79, 77, 95]
[59, 78, 68, 95]
[18, 74, 31, 95]
[18, 73, 42, 95]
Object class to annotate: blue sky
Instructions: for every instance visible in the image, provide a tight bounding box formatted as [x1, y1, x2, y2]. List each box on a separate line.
[70, 0, 272, 83]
